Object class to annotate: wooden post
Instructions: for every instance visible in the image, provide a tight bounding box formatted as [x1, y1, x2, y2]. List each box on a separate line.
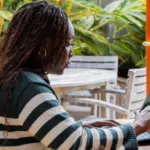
[146, 0, 150, 95]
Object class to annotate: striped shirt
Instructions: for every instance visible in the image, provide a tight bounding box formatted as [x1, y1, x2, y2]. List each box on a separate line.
[0, 71, 138, 150]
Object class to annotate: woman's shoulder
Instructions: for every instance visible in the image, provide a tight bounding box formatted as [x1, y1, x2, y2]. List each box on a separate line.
[12, 71, 56, 102]
[11, 71, 59, 118]
[20, 71, 49, 86]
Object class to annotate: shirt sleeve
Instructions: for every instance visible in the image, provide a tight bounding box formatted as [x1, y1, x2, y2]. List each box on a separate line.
[17, 83, 138, 150]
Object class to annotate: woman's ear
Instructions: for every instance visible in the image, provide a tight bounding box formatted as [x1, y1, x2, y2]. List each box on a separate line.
[43, 37, 53, 51]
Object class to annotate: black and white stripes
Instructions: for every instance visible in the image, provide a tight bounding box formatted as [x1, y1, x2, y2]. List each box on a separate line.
[0, 72, 138, 150]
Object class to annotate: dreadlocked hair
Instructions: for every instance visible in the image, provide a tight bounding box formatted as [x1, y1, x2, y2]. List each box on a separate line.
[0, 1, 69, 120]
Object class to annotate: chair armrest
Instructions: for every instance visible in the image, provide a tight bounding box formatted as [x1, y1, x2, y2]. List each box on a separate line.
[62, 96, 129, 115]
[91, 88, 126, 95]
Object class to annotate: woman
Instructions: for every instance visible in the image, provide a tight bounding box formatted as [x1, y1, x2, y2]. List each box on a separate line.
[0, 1, 149, 150]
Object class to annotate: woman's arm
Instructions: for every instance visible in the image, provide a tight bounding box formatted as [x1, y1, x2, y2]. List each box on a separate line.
[132, 106, 150, 136]
[17, 83, 138, 150]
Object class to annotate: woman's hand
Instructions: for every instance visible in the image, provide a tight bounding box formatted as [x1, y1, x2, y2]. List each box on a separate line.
[133, 106, 150, 135]
[81, 119, 120, 128]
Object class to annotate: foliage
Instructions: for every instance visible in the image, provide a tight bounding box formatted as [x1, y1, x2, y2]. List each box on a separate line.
[0, 0, 146, 77]
[105, 0, 146, 69]
[0, 0, 32, 33]
[54, 0, 146, 71]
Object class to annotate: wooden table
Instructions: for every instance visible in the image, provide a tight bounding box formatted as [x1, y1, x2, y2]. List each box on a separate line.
[48, 68, 117, 117]
[48, 68, 117, 98]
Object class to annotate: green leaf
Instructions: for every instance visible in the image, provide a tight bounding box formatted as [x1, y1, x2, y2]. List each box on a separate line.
[0, 10, 13, 21]
[111, 42, 133, 54]
[104, 1, 122, 12]
[79, 16, 94, 29]
[135, 56, 146, 67]
[64, 0, 74, 14]
[127, 11, 146, 22]
[23, 0, 32, 4]
[121, 12, 143, 28]
[119, 0, 129, 10]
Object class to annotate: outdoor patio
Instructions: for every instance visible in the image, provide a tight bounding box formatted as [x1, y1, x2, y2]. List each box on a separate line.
[0, 0, 149, 149]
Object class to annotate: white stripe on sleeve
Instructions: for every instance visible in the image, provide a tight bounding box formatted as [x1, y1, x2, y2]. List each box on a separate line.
[103, 129, 113, 150]
[58, 127, 82, 150]
[112, 127, 125, 150]
[19, 93, 57, 124]
[28, 106, 65, 135]
[91, 128, 100, 150]
[78, 129, 88, 150]
[41, 117, 75, 146]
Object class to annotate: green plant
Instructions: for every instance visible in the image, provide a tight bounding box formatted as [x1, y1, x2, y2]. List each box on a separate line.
[103, 0, 146, 77]
[0, 0, 146, 77]
[55, 0, 146, 70]
[0, 0, 32, 35]
[106, 0, 145, 66]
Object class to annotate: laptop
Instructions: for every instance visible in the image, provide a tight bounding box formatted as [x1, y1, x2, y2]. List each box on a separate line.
[136, 94, 150, 146]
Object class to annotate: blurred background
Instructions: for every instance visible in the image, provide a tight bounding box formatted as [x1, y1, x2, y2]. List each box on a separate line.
[0, 0, 146, 78]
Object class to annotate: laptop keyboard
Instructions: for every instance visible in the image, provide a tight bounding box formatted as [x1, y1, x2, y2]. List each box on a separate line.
[137, 131, 150, 145]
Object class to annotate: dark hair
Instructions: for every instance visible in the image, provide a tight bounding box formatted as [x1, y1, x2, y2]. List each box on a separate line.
[0, 1, 69, 117]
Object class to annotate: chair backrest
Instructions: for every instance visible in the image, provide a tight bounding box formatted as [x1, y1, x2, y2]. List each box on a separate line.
[124, 68, 146, 119]
[69, 56, 118, 84]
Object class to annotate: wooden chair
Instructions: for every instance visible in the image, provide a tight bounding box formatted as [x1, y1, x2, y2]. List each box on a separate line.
[92, 68, 146, 119]
[62, 96, 129, 120]
[63, 56, 119, 119]
[63, 68, 146, 120]
[68, 56, 118, 84]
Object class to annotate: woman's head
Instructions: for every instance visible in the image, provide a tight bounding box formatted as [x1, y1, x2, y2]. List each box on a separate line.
[0, 1, 74, 80]
[0, 0, 74, 128]
[45, 19, 74, 75]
